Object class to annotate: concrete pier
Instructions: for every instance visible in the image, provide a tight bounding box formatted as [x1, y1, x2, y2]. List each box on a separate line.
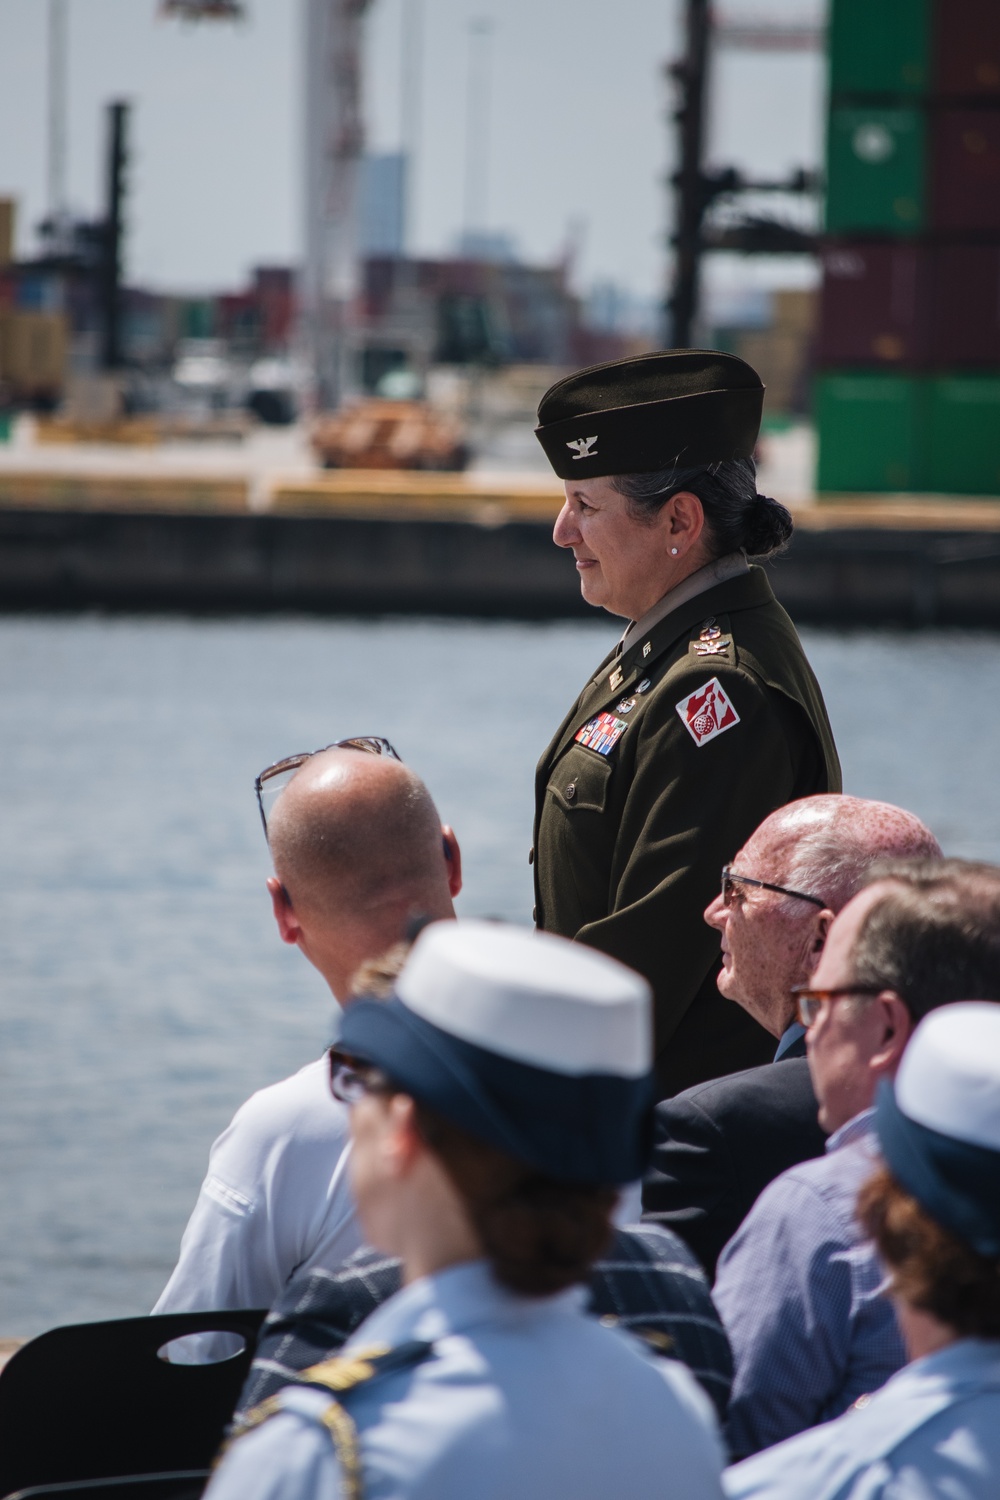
[1, 463, 999, 626]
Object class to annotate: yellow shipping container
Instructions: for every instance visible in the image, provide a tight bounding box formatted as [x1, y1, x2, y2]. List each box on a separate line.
[0, 310, 69, 395]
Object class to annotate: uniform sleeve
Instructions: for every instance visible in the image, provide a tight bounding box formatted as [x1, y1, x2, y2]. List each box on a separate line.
[641, 1093, 736, 1280]
[712, 1173, 856, 1460]
[576, 665, 803, 1047]
[205, 1413, 343, 1500]
[153, 1077, 357, 1327]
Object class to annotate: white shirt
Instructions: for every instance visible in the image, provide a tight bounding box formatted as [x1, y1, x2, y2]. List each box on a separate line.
[154, 1057, 362, 1323]
[206, 1258, 726, 1500]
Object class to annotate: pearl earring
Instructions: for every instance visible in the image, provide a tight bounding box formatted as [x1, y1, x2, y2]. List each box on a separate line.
[671, 547, 679, 555]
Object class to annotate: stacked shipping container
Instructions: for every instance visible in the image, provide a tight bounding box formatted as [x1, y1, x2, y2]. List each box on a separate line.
[816, 0, 1000, 494]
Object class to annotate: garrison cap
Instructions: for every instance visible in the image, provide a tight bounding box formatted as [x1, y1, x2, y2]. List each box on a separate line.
[335, 919, 655, 1184]
[535, 349, 765, 481]
[875, 1002, 1000, 1257]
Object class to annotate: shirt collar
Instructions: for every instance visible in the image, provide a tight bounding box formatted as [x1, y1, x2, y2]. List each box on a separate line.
[773, 1020, 807, 1062]
[342, 1258, 585, 1351]
[825, 1105, 876, 1154]
[618, 551, 749, 656]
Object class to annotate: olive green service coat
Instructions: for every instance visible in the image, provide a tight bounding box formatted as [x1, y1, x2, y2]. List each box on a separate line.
[533, 567, 841, 1099]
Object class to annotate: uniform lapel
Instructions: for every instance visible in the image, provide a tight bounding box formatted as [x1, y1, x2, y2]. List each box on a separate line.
[544, 570, 775, 768]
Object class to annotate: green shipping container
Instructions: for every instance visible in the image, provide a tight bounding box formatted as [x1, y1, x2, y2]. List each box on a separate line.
[815, 372, 925, 492]
[828, 0, 930, 98]
[925, 376, 1000, 495]
[826, 107, 925, 234]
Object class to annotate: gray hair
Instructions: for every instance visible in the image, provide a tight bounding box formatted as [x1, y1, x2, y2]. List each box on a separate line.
[785, 835, 898, 915]
[852, 858, 1000, 1023]
[611, 456, 793, 560]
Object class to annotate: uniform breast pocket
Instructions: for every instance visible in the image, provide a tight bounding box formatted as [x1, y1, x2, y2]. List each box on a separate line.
[547, 746, 613, 813]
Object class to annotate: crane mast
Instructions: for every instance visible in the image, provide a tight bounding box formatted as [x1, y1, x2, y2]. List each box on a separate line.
[303, 0, 373, 410]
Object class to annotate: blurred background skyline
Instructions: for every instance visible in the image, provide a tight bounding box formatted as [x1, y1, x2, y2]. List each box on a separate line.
[0, 0, 824, 318]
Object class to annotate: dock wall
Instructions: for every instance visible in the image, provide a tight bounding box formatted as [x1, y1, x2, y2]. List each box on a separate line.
[1, 473, 999, 626]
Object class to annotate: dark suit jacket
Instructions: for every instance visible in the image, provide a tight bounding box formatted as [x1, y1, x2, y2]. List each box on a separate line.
[641, 1038, 828, 1280]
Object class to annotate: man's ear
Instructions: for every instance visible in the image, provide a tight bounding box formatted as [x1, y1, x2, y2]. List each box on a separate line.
[267, 875, 302, 946]
[441, 826, 463, 900]
[806, 909, 835, 971]
[870, 992, 914, 1077]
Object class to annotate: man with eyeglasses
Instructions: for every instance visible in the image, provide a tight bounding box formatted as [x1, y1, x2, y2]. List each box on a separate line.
[153, 741, 462, 1337]
[714, 856, 1000, 1461]
[643, 795, 939, 1279]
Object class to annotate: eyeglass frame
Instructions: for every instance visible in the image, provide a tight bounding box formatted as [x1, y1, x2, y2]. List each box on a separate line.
[328, 1048, 395, 1106]
[721, 864, 827, 911]
[254, 737, 402, 837]
[791, 984, 889, 1029]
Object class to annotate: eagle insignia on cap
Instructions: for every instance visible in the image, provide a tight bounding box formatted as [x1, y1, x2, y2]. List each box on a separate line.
[567, 435, 599, 459]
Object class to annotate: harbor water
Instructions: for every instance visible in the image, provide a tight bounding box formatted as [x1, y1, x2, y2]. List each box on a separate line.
[2, 614, 999, 1338]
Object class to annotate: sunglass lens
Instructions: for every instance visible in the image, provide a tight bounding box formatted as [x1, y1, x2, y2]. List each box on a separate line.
[258, 765, 302, 828]
[329, 1061, 364, 1104]
[339, 737, 401, 761]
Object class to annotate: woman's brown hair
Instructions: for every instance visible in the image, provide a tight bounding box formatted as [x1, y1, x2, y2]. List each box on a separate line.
[858, 1167, 1000, 1339]
[414, 1102, 617, 1298]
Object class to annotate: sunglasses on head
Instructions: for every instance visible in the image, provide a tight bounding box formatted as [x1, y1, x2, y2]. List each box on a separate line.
[254, 737, 401, 837]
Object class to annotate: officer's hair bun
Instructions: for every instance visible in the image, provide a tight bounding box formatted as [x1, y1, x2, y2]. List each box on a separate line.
[741, 491, 793, 559]
[415, 1103, 616, 1296]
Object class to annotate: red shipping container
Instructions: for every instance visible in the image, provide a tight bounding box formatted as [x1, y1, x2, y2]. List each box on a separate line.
[933, 0, 1000, 101]
[930, 244, 1000, 365]
[818, 242, 932, 367]
[930, 109, 1000, 232]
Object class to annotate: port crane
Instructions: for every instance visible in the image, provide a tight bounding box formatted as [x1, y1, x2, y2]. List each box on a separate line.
[160, 0, 373, 410]
[666, 2, 825, 344]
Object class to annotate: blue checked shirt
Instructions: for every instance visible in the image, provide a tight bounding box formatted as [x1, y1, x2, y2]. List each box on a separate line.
[713, 1108, 906, 1460]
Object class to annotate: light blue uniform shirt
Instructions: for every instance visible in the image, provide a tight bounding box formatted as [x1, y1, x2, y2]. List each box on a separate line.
[714, 1108, 906, 1458]
[724, 1338, 1000, 1500]
[206, 1259, 726, 1500]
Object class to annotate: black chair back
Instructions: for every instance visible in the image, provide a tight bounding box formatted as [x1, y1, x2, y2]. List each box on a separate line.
[0, 1310, 265, 1499]
[8, 1473, 208, 1500]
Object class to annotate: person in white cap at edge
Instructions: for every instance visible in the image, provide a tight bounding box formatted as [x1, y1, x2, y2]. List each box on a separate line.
[206, 919, 726, 1500]
[724, 1001, 1000, 1500]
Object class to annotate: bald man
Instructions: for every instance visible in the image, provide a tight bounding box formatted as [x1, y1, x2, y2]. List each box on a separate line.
[153, 746, 461, 1324]
[642, 795, 940, 1278]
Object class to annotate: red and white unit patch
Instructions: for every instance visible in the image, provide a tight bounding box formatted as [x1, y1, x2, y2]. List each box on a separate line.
[675, 677, 740, 747]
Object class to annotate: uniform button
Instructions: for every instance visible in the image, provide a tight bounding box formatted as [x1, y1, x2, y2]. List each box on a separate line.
[565, 782, 577, 802]
[528, 846, 534, 865]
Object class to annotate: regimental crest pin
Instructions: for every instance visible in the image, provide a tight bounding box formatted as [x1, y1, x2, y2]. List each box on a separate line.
[694, 636, 731, 658]
[675, 677, 740, 747]
[693, 621, 730, 658]
[567, 435, 599, 459]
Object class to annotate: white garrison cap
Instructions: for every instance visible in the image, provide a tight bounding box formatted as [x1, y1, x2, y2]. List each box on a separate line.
[396, 919, 652, 1079]
[895, 1001, 1000, 1152]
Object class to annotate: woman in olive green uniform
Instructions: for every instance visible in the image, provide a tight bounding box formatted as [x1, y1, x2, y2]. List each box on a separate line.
[532, 351, 841, 1099]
